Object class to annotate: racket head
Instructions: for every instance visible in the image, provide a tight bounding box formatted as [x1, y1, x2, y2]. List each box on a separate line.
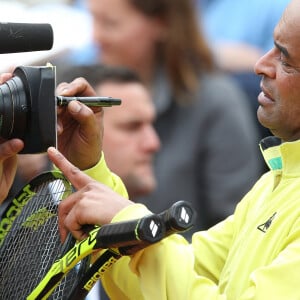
[0, 171, 89, 299]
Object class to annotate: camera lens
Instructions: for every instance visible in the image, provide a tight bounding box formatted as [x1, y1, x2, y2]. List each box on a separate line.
[0, 65, 56, 153]
[0, 76, 28, 139]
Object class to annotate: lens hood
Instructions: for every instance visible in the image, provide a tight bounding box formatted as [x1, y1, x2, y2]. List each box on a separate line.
[0, 65, 57, 153]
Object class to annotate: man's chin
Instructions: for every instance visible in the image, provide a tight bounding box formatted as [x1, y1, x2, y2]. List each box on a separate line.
[257, 108, 272, 130]
[123, 173, 156, 198]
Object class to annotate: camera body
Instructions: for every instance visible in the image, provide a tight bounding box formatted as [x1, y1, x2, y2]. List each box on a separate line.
[0, 65, 56, 153]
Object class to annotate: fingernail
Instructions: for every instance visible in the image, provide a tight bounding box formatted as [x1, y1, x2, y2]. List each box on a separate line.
[69, 101, 81, 113]
[48, 146, 57, 154]
[61, 88, 69, 94]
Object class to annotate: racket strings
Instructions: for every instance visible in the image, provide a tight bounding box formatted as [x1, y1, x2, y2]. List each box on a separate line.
[0, 174, 85, 300]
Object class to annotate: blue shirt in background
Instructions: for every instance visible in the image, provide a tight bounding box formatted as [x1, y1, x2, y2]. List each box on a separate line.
[196, 0, 289, 53]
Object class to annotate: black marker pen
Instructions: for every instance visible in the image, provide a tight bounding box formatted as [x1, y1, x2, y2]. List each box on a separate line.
[56, 96, 122, 107]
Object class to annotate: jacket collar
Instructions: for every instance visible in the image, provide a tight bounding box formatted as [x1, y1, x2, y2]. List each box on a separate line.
[260, 136, 300, 175]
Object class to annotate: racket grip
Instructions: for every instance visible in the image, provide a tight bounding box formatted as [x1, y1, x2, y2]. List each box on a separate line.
[118, 200, 196, 255]
[95, 214, 165, 250]
[158, 200, 196, 236]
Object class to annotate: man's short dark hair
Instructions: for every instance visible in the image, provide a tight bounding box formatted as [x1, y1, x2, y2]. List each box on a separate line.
[56, 64, 142, 89]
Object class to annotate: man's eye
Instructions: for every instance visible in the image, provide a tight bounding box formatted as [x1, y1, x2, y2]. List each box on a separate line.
[279, 54, 290, 67]
[281, 61, 290, 67]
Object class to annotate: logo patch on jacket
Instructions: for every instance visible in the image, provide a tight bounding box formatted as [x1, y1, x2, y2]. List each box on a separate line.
[257, 212, 277, 233]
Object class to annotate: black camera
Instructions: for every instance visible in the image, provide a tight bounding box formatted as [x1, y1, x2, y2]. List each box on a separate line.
[0, 22, 55, 153]
[0, 65, 56, 154]
[0, 23, 122, 154]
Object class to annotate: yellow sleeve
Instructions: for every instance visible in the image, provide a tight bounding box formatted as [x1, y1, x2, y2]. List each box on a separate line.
[83, 152, 128, 198]
[101, 203, 229, 300]
[100, 204, 197, 300]
[101, 204, 152, 300]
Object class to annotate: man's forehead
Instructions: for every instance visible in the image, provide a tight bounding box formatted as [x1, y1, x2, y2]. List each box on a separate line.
[280, 0, 300, 28]
[274, 4, 300, 56]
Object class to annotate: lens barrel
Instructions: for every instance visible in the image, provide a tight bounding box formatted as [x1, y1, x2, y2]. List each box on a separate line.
[0, 65, 56, 153]
[0, 76, 28, 139]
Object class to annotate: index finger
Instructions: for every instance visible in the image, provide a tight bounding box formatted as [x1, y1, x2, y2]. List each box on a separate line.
[47, 147, 93, 190]
[56, 77, 96, 97]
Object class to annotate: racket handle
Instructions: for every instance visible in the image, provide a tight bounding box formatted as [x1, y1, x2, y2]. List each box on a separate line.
[66, 202, 196, 300]
[158, 200, 196, 236]
[118, 200, 196, 255]
[95, 214, 165, 250]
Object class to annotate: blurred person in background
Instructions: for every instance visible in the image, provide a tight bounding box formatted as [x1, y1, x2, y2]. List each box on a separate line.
[196, 0, 289, 72]
[71, 0, 263, 235]
[94, 67, 160, 199]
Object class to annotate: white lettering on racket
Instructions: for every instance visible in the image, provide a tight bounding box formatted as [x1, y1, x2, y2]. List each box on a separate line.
[51, 229, 98, 274]
[84, 256, 119, 291]
[0, 185, 35, 245]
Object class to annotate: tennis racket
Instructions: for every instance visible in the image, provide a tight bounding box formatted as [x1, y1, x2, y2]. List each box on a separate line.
[66, 200, 196, 300]
[27, 213, 165, 300]
[0, 169, 195, 300]
[0, 171, 87, 300]
[0, 170, 166, 300]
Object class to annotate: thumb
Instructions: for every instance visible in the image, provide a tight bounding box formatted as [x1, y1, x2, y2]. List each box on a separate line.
[47, 147, 93, 190]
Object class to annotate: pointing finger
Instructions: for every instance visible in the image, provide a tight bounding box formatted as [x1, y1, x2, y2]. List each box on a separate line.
[47, 147, 93, 190]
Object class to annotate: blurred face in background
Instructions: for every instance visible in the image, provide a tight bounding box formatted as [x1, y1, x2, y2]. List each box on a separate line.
[88, 0, 166, 79]
[97, 81, 160, 198]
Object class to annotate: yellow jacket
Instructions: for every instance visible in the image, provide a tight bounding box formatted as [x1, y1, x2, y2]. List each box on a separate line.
[92, 138, 300, 299]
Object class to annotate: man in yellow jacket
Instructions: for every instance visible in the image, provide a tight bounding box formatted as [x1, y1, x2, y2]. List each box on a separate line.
[48, 0, 300, 299]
